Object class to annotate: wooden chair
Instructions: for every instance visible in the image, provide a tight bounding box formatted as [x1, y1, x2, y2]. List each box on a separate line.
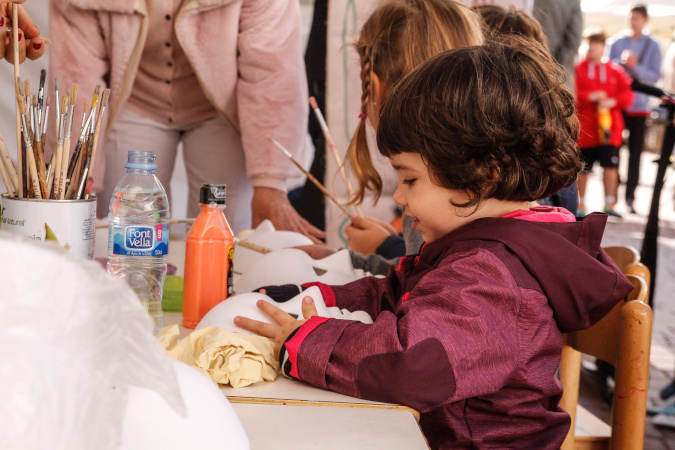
[603, 245, 640, 273]
[559, 273, 652, 450]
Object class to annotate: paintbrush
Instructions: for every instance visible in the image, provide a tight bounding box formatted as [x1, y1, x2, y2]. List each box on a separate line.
[0, 132, 15, 196]
[31, 95, 48, 197]
[57, 94, 70, 199]
[59, 86, 77, 199]
[309, 97, 362, 217]
[16, 93, 41, 198]
[12, 5, 22, 198]
[37, 69, 45, 132]
[85, 88, 110, 198]
[64, 106, 93, 198]
[68, 92, 99, 199]
[0, 134, 18, 194]
[268, 136, 352, 217]
[233, 237, 272, 254]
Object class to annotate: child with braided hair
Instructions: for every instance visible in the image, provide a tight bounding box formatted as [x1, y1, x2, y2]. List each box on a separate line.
[237, 39, 634, 448]
[300, 0, 483, 274]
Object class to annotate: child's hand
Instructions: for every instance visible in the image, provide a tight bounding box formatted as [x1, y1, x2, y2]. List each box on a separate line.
[234, 297, 318, 360]
[345, 215, 397, 255]
[588, 90, 607, 102]
[294, 244, 336, 260]
[598, 98, 617, 109]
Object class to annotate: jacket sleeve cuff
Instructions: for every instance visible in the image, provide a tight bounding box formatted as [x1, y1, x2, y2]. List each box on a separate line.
[301, 282, 336, 307]
[280, 316, 331, 380]
[252, 177, 288, 193]
[375, 235, 406, 260]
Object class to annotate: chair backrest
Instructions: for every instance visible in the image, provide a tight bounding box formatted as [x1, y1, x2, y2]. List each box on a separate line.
[603, 246, 640, 273]
[559, 273, 652, 450]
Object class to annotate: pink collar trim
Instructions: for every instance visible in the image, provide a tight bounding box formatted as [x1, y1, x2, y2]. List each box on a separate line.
[501, 206, 576, 223]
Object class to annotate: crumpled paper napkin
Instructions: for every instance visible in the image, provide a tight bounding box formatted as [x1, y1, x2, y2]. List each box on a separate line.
[157, 325, 279, 388]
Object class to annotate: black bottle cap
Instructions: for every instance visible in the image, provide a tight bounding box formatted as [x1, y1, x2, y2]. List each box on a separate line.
[200, 184, 227, 204]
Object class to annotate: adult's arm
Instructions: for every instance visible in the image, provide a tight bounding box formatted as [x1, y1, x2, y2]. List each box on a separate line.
[631, 38, 662, 84]
[238, 0, 323, 242]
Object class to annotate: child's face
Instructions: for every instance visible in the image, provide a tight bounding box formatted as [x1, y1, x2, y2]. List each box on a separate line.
[586, 40, 605, 62]
[390, 152, 474, 243]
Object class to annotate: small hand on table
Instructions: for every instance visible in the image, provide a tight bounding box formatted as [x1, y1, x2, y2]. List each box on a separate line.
[234, 296, 319, 361]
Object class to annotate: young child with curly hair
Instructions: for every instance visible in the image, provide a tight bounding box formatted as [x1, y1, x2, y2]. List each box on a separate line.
[236, 39, 634, 449]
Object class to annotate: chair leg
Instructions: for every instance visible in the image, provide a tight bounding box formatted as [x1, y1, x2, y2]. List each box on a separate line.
[559, 345, 582, 450]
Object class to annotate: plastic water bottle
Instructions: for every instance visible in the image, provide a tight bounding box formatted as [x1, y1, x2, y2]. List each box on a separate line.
[107, 151, 169, 333]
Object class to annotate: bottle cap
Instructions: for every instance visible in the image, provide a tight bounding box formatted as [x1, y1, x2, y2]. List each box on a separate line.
[200, 184, 227, 204]
[125, 151, 157, 170]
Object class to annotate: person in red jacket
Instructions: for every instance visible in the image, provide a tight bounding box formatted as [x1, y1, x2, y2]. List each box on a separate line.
[235, 39, 634, 449]
[576, 29, 634, 218]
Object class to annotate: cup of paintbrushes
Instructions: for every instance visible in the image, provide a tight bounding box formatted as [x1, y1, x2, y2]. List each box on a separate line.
[0, 195, 97, 259]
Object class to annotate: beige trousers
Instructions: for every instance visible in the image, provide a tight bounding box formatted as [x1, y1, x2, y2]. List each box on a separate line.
[98, 108, 253, 233]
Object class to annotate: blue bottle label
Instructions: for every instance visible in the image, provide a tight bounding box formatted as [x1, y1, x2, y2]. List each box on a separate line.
[110, 224, 169, 256]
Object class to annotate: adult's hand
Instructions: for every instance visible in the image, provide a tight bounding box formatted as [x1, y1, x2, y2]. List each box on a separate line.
[0, 2, 45, 63]
[621, 50, 637, 70]
[251, 186, 326, 244]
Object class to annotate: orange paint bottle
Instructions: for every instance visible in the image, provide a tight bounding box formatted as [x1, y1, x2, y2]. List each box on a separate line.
[182, 184, 234, 328]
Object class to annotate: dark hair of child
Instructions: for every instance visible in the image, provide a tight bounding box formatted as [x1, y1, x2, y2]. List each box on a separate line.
[377, 37, 583, 210]
[472, 4, 548, 48]
[584, 28, 607, 44]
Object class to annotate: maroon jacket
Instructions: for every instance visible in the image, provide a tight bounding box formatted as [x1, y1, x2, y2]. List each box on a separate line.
[280, 213, 633, 449]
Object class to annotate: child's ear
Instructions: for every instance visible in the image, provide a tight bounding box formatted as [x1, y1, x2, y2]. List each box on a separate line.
[371, 72, 387, 107]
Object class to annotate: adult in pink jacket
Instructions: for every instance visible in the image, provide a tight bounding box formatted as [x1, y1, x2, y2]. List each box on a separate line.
[49, 0, 323, 240]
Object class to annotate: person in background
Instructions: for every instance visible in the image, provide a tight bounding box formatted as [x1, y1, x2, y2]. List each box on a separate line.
[300, 0, 484, 275]
[0, 0, 45, 63]
[49, 0, 324, 240]
[236, 39, 634, 449]
[663, 30, 675, 93]
[532, 0, 582, 96]
[608, 3, 661, 214]
[575, 29, 633, 218]
[472, 3, 578, 215]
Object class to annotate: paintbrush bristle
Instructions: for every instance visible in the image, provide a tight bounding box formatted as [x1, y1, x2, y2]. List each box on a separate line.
[55, 77, 58, 92]
[15, 76, 24, 96]
[16, 95, 26, 115]
[25, 79, 30, 97]
[70, 84, 79, 105]
[94, 84, 101, 98]
[31, 95, 37, 107]
[101, 89, 111, 107]
[60, 94, 67, 112]
[309, 96, 319, 110]
[46, 95, 50, 107]
[39, 69, 46, 88]
[91, 94, 99, 108]
[267, 136, 293, 158]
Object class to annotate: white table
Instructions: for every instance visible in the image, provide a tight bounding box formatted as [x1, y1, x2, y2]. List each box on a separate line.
[163, 312, 428, 449]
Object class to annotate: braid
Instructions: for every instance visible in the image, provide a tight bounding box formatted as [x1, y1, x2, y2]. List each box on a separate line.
[345, 45, 383, 205]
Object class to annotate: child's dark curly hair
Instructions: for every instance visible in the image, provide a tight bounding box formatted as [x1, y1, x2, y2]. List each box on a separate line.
[377, 38, 582, 210]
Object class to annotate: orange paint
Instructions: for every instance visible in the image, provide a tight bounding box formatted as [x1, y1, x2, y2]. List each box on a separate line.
[182, 186, 234, 328]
